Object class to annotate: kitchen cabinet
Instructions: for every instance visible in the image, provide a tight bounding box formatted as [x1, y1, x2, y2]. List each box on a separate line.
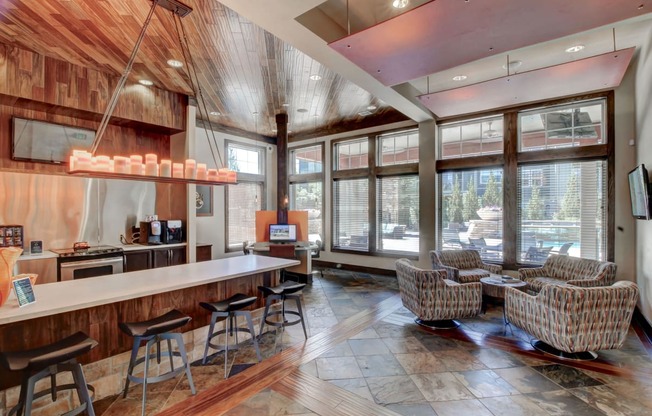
[124, 250, 151, 272]
[196, 244, 212, 262]
[152, 246, 186, 269]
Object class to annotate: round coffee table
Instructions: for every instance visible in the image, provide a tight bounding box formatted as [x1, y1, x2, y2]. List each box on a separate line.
[480, 276, 528, 316]
[480, 276, 528, 299]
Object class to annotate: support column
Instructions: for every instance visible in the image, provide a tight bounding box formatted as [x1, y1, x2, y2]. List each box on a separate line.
[276, 113, 289, 224]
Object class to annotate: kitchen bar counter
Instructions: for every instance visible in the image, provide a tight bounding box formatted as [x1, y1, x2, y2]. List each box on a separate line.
[0, 255, 298, 391]
[0, 255, 298, 325]
[118, 242, 187, 251]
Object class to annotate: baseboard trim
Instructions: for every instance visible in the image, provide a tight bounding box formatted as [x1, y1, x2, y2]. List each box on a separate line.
[313, 260, 397, 277]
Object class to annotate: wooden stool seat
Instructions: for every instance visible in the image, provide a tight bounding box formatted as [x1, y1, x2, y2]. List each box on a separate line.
[119, 309, 191, 337]
[0, 332, 97, 416]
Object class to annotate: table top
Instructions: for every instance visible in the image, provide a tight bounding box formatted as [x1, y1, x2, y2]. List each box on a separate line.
[480, 276, 527, 287]
[0, 255, 299, 325]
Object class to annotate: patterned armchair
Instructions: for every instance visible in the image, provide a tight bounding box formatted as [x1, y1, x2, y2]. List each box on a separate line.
[505, 281, 639, 360]
[519, 255, 617, 293]
[395, 258, 482, 329]
[429, 250, 502, 283]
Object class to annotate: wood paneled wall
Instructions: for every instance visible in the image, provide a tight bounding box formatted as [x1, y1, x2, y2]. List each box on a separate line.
[0, 44, 186, 131]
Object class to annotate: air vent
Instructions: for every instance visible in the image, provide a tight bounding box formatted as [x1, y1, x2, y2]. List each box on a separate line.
[358, 110, 373, 116]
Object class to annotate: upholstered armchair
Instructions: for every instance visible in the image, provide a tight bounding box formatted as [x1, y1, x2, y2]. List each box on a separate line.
[519, 255, 617, 293]
[395, 258, 482, 329]
[505, 281, 639, 360]
[429, 250, 502, 283]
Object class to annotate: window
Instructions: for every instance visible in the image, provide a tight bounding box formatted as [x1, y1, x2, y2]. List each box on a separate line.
[335, 138, 368, 170]
[377, 175, 419, 253]
[225, 142, 265, 251]
[519, 100, 605, 151]
[333, 178, 369, 250]
[517, 161, 606, 263]
[436, 94, 612, 266]
[440, 117, 503, 159]
[332, 131, 419, 255]
[379, 131, 419, 166]
[439, 168, 503, 261]
[291, 145, 322, 174]
[289, 144, 324, 243]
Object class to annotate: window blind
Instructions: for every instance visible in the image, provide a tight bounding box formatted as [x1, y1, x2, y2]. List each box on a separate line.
[290, 181, 323, 243]
[377, 175, 419, 253]
[226, 182, 262, 249]
[333, 178, 369, 251]
[517, 161, 607, 263]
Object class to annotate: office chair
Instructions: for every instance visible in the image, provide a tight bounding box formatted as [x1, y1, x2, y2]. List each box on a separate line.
[311, 240, 323, 278]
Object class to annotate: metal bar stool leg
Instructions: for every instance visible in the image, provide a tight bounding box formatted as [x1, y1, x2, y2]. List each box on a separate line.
[224, 315, 231, 379]
[202, 313, 218, 364]
[173, 333, 196, 395]
[166, 338, 175, 371]
[71, 361, 95, 416]
[244, 311, 262, 362]
[259, 296, 273, 336]
[141, 338, 155, 416]
[293, 295, 308, 339]
[123, 337, 141, 397]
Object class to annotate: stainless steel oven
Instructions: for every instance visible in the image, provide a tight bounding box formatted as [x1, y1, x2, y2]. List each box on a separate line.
[52, 245, 124, 281]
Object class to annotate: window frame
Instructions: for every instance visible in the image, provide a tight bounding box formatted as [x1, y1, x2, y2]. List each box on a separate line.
[224, 140, 267, 252]
[436, 93, 614, 268]
[331, 128, 419, 258]
[289, 142, 325, 244]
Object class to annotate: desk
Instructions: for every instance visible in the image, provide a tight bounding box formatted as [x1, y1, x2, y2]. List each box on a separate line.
[247, 242, 316, 280]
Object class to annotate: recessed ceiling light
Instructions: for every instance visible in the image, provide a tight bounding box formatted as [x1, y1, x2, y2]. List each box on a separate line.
[367, 105, 377, 111]
[209, 111, 220, 116]
[167, 59, 183, 68]
[502, 60, 522, 71]
[392, 0, 409, 9]
[452, 75, 467, 81]
[252, 111, 259, 115]
[297, 108, 309, 113]
[138, 79, 153, 86]
[565, 44, 585, 53]
[281, 103, 289, 107]
[638, 4, 644, 10]
[309, 74, 322, 81]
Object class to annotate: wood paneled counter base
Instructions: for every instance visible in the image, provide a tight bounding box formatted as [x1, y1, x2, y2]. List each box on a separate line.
[0, 256, 298, 390]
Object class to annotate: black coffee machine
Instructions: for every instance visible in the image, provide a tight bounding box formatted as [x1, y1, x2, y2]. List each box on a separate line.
[161, 220, 183, 244]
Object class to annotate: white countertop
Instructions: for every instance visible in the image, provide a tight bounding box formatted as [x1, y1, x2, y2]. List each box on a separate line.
[119, 243, 187, 252]
[15, 250, 58, 261]
[0, 255, 299, 325]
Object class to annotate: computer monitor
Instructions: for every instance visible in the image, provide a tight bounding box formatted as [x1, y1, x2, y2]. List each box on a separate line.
[269, 224, 297, 243]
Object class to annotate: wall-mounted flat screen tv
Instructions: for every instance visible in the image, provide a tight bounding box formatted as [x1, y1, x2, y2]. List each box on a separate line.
[269, 224, 297, 243]
[12, 117, 95, 164]
[628, 164, 651, 220]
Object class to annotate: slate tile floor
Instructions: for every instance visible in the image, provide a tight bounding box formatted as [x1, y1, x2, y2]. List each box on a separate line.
[86, 268, 652, 415]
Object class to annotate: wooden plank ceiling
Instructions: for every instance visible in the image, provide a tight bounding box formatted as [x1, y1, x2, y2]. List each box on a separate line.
[0, 0, 401, 138]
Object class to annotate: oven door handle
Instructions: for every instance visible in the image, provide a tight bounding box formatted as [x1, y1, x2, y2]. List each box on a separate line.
[59, 257, 123, 269]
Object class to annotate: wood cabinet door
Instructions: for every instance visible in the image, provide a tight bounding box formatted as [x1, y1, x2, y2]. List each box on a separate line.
[124, 250, 151, 272]
[169, 247, 187, 266]
[152, 248, 170, 268]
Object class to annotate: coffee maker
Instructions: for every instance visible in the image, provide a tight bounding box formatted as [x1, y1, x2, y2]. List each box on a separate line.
[139, 220, 162, 245]
[161, 220, 183, 244]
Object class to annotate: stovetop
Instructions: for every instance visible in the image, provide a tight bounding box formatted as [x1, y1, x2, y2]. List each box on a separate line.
[51, 245, 124, 257]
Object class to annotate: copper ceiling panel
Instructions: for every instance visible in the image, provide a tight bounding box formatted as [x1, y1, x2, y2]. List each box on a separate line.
[417, 48, 634, 118]
[329, 0, 648, 86]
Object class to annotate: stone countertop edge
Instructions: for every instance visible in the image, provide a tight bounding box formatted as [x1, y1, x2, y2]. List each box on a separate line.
[0, 255, 299, 325]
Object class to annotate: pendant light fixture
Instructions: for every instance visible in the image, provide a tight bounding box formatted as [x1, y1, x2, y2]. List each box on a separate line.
[68, 0, 237, 185]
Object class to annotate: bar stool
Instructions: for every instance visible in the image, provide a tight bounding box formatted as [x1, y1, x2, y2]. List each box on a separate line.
[199, 293, 262, 378]
[119, 309, 195, 416]
[258, 280, 308, 340]
[0, 331, 97, 416]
